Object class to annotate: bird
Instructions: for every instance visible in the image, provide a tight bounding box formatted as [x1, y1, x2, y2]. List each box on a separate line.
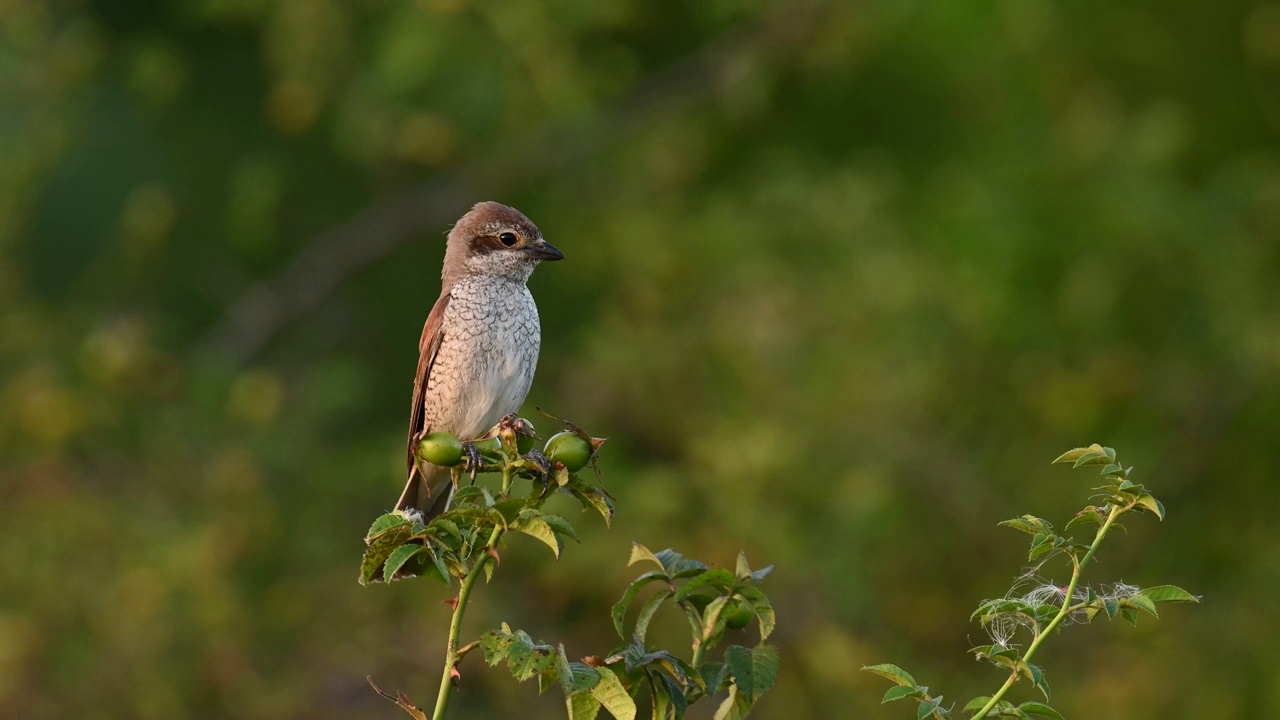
[394, 201, 564, 519]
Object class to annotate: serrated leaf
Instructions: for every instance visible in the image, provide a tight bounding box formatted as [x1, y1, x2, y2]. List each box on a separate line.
[713, 684, 748, 720]
[964, 696, 993, 711]
[382, 544, 424, 583]
[1052, 447, 1094, 464]
[723, 644, 779, 702]
[1025, 663, 1050, 701]
[1135, 494, 1165, 520]
[883, 685, 923, 703]
[504, 630, 557, 682]
[675, 569, 736, 601]
[567, 691, 602, 720]
[542, 513, 580, 543]
[1064, 511, 1104, 530]
[558, 644, 601, 696]
[653, 671, 688, 718]
[1124, 593, 1159, 618]
[1103, 598, 1119, 620]
[1072, 451, 1107, 468]
[861, 663, 917, 688]
[611, 570, 669, 638]
[566, 475, 615, 527]
[1018, 701, 1064, 719]
[591, 667, 636, 720]
[734, 585, 777, 640]
[634, 588, 674, 643]
[699, 596, 730, 647]
[480, 625, 514, 666]
[628, 543, 666, 569]
[917, 697, 942, 719]
[512, 510, 563, 558]
[1120, 608, 1139, 627]
[1142, 585, 1200, 603]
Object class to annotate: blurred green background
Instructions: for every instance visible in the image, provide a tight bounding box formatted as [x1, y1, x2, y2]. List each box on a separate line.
[4, 0, 1280, 717]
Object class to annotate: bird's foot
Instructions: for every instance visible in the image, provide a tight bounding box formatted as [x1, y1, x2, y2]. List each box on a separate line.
[523, 449, 554, 496]
[461, 442, 483, 483]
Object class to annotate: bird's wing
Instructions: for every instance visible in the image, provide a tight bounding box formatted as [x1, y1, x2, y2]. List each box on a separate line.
[406, 291, 451, 475]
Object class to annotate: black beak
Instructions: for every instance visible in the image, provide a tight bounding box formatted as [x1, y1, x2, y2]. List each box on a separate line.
[526, 241, 564, 261]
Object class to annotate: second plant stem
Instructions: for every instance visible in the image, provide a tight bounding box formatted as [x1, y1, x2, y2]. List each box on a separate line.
[971, 504, 1123, 719]
[430, 466, 514, 720]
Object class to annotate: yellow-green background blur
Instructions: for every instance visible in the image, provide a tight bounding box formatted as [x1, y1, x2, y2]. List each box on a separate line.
[4, 0, 1280, 718]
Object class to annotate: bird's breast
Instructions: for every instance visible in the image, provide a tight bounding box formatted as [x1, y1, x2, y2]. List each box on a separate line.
[423, 279, 541, 440]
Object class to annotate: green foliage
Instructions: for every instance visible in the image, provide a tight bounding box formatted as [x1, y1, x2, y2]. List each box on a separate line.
[365, 416, 778, 720]
[866, 446, 1199, 719]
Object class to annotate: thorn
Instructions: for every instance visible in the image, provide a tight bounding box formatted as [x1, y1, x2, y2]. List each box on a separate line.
[442, 596, 459, 611]
[487, 546, 501, 566]
[450, 666, 461, 687]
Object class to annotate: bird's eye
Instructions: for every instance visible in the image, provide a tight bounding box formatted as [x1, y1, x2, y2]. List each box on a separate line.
[499, 232, 519, 247]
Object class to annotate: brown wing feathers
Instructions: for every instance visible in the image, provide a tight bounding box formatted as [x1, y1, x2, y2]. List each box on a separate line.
[396, 291, 451, 511]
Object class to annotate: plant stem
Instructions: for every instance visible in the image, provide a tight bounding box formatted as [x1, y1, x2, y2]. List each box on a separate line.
[971, 505, 1123, 718]
[431, 467, 512, 720]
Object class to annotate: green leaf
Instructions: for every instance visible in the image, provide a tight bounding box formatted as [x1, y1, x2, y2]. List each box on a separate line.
[883, 685, 923, 703]
[1073, 450, 1107, 467]
[699, 596, 730, 647]
[712, 684, 748, 720]
[557, 650, 601, 695]
[633, 588, 674, 643]
[861, 663, 917, 688]
[611, 570, 669, 638]
[998, 515, 1052, 535]
[1018, 701, 1065, 719]
[1025, 663, 1050, 701]
[1124, 593, 1159, 618]
[1135, 494, 1165, 520]
[1120, 608, 1140, 627]
[628, 543, 666, 570]
[734, 552, 774, 582]
[567, 691, 602, 720]
[591, 667, 636, 720]
[1142, 585, 1200, 603]
[381, 543, 424, 583]
[566, 475, 615, 527]
[724, 644, 779, 702]
[652, 671, 688, 718]
[504, 630, 557, 682]
[542, 513, 580, 543]
[734, 585, 777, 640]
[1064, 510, 1104, 530]
[512, 510, 563, 558]
[365, 512, 412, 539]
[1103, 598, 1119, 620]
[964, 697, 993, 711]
[917, 697, 942, 719]
[481, 625, 514, 665]
[675, 569, 736, 601]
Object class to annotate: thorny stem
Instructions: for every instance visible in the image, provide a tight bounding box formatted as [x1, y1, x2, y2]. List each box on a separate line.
[431, 466, 513, 720]
[971, 504, 1124, 719]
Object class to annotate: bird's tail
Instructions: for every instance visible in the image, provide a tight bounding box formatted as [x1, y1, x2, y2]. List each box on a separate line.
[394, 462, 455, 521]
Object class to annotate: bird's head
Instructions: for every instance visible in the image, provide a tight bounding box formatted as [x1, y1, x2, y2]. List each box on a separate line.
[443, 201, 563, 284]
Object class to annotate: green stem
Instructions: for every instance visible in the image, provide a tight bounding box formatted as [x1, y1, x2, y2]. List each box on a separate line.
[431, 467, 512, 720]
[971, 505, 1123, 719]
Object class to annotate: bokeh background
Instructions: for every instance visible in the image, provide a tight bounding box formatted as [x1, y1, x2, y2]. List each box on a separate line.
[4, 0, 1280, 717]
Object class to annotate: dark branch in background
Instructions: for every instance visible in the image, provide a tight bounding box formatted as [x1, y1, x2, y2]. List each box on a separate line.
[197, 0, 825, 366]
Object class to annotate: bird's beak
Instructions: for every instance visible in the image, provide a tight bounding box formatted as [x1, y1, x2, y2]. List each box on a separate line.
[525, 241, 565, 262]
